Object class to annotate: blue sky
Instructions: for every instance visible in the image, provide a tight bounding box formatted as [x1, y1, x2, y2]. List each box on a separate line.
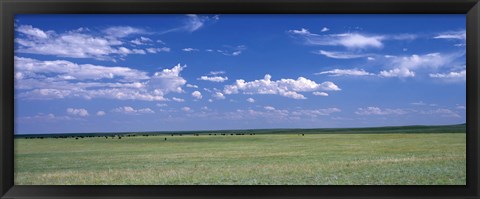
[13, 14, 466, 134]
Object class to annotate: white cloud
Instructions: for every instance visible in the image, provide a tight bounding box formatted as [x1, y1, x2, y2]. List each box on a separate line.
[186, 84, 198, 88]
[386, 53, 456, 70]
[379, 68, 415, 78]
[103, 26, 145, 38]
[156, 103, 168, 107]
[181, 106, 191, 112]
[113, 106, 154, 114]
[289, 28, 313, 35]
[96, 111, 106, 116]
[223, 74, 340, 99]
[217, 45, 247, 56]
[291, 108, 341, 117]
[150, 64, 187, 94]
[321, 27, 330, 32]
[161, 14, 219, 34]
[314, 50, 371, 59]
[264, 106, 276, 111]
[15, 25, 147, 60]
[434, 30, 466, 40]
[429, 70, 466, 82]
[198, 76, 229, 82]
[410, 101, 427, 106]
[15, 56, 149, 81]
[209, 71, 225, 75]
[316, 68, 374, 76]
[355, 107, 407, 115]
[15, 58, 188, 102]
[192, 91, 202, 99]
[130, 36, 152, 45]
[222, 107, 340, 121]
[172, 97, 185, 102]
[246, 97, 255, 103]
[456, 105, 466, 110]
[16, 25, 49, 39]
[289, 28, 384, 49]
[212, 92, 226, 100]
[67, 108, 89, 117]
[312, 92, 328, 96]
[182, 48, 199, 52]
[18, 113, 72, 122]
[420, 108, 461, 118]
[146, 47, 170, 53]
[378, 52, 464, 79]
[184, 14, 206, 32]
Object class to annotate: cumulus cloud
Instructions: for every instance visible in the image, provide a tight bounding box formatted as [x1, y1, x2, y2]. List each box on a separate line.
[15, 57, 188, 102]
[198, 76, 229, 82]
[182, 48, 199, 52]
[378, 52, 463, 78]
[18, 113, 73, 123]
[15, 56, 149, 81]
[379, 68, 415, 78]
[130, 36, 153, 45]
[429, 70, 466, 82]
[186, 84, 198, 88]
[246, 97, 255, 103]
[103, 26, 145, 38]
[355, 107, 407, 115]
[67, 108, 89, 117]
[385, 53, 456, 70]
[420, 108, 461, 118]
[212, 92, 226, 100]
[264, 106, 276, 111]
[312, 92, 328, 96]
[149, 64, 187, 94]
[223, 74, 340, 99]
[146, 47, 170, 53]
[321, 27, 330, 32]
[113, 106, 155, 114]
[96, 111, 106, 116]
[16, 25, 49, 39]
[172, 97, 185, 102]
[181, 106, 191, 112]
[291, 108, 341, 117]
[316, 68, 374, 76]
[192, 91, 202, 99]
[15, 25, 148, 60]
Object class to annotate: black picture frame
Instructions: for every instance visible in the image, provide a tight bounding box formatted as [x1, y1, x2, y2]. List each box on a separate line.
[1, 0, 479, 198]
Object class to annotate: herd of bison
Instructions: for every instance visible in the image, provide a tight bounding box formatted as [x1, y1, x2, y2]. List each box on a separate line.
[22, 133, 306, 140]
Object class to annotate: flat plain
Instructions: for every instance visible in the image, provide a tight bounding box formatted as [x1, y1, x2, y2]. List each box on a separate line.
[14, 124, 466, 185]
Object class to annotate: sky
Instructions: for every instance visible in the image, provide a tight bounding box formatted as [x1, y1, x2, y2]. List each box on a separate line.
[13, 14, 466, 134]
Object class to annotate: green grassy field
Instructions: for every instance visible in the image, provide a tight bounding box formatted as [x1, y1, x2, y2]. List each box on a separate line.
[14, 125, 466, 185]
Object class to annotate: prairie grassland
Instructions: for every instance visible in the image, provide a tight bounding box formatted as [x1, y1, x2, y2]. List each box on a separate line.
[14, 133, 465, 185]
